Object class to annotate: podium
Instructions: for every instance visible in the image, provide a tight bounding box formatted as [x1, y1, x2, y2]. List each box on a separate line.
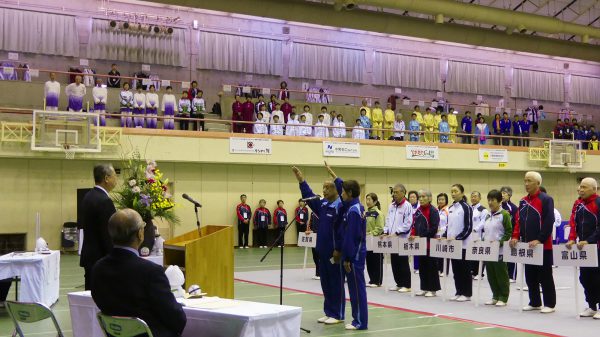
[163, 225, 234, 299]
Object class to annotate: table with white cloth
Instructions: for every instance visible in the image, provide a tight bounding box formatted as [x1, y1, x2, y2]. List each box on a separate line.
[68, 291, 302, 337]
[142, 254, 163, 266]
[0, 251, 60, 307]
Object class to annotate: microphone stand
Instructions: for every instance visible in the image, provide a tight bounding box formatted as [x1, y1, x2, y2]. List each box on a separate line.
[260, 218, 311, 334]
[194, 204, 201, 234]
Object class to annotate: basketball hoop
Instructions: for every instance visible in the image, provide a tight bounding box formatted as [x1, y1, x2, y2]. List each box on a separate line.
[62, 144, 75, 160]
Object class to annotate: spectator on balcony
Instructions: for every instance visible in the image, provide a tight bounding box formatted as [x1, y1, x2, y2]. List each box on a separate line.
[177, 91, 192, 131]
[527, 106, 539, 134]
[191, 90, 205, 131]
[320, 106, 330, 126]
[352, 119, 366, 140]
[433, 107, 443, 143]
[384, 102, 395, 140]
[44, 72, 60, 111]
[270, 115, 284, 136]
[298, 114, 313, 137]
[255, 94, 266, 116]
[285, 112, 299, 136]
[267, 94, 278, 113]
[359, 99, 371, 119]
[448, 108, 458, 143]
[92, 78, 107, 127]
[270, 103, 283, 125]
[589, 135, 599, 150]
[188, 81, 200, 99]
[413, 105, 424, 128]
[391, 113, 405, 141]
[500, 112, 511, 146]
[461, 111, 473, 144]
[330, 110, 338, 126]
[161, 86, 176, 130]
[520, 114, 531, 147]
[564, 118, 574, 140]
[241, 95, 255, 134]
[278, 81, 290, 100]
[359, 108, 371, 139]
[512, 115, 522, 147]
[476, 116, 489, 145]
[492, 114, 502, 146]
[107, 64, 121, 88]
[333, 114, 346, 138]
[258, 104, 270, 124]
[145, 85, 159, 129]
[232, 94, 243, 133]
[253, 112, 268, 135]
[133, 87, 146, 128]
[119, 82, 133, 128]
[409, 113, 420, 142]
[65, 75, 86, 112]
[281, 97, 293, 123]
[553, 119, 565, 139]
[439, 114, 450, 144]
[585, 126, 596, 146]
[371, 101, 384, 140]
[423, 108, 435, 143]
[302, 105, 314, 126]
[314, 114, 329, 138]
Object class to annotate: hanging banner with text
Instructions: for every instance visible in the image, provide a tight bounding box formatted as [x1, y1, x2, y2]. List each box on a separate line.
[229, 137, 272, 155]
[552, 244, 598, 267]
[429, 239, 463, 259]
[372, 236, 399, 254]
[502, 243, 543, 265]
[323, 141, 360, 158]
[479, 149, 508, 163]
[406, 145, 439, 160]
[465, 240, 501, 262]
[297, 232, 317, 248]
[398, 237, 427, 256]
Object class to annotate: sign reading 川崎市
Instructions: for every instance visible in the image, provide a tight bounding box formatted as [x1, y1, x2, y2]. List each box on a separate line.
[552, 244, 599, 267]
[479, 149, 508, 163]
[502, 242, 543, 265]
[297, 232, 316, 248]
[465, 240, 501, 262]
[406, 145, 439, 160]
[230, 137, 272, 155]
[322, 141, 360, 158]
[429, 239, 463, 259]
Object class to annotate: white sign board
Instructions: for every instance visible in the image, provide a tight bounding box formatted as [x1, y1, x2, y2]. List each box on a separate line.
[79, 58, 89, 66]
[297, 232, 316, 248]
[373, 236, 399, 254]
[532, 100, 538, 106]
[29, 69, 39, 77]
[142, 64, 151, 72]
[323, 141, 360, 158]
[161, 80, 171, 87]
[181, 81, 190, 89]
[476, 95, 483, 102]
[429, 239, 463, 259]
[223, 84, 232, 92]
[502, 242, 543, 266]
[418, 100, 425, 107]
[366, 235, 375, 251]
[553, 244, 598, 267]
[262, 88, 271, 95]
[142, 79, 152, 86]
[479, 149, 508, 163]
[436, 91, 443, 98]
[229, 137, 272, 155]
[242, 86, 251, 94]
[315, 79, 323, 86]
[2, 66, 14, 76]
[8, 52, 19, 60]
[402, 99, 410, 106]
[394, 88, 402, 94]
[465, 240, 500, 262]
[406, 145, 439, 160]
[398, 237, 427, 256]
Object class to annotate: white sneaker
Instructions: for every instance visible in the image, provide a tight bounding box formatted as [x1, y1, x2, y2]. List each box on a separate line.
[473, 275, 481, 280]
[485, 299, 498, 305]
[456, 296, 471, 302]
[523, 305, 541, 311]
[317, 316, 329, 323]
[414, 270, 420, 274]
[509, 279, 516, 283]
[541, 307, 555, 314]
[415, 290, 426, 296]
[495, 301, 507, 307]
[324, 317, 343, 325]
[312, 276, 321, 280]
[425, 291, 436, 297]
[594, 312, 600, 319]
[580, 308, 597, 317]
[244, 246, 249, 249]
[398, 287, 411, 293]
[449, 295, 460, 301]
[388, 286, 399, 291]
[345, 324, 358, 330]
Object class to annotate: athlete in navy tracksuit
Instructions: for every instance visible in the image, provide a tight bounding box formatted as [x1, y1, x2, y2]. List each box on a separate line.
[411, 192, 441, 295]
[341, 180, 368, 330]
[511, 173, 556, 311]
[567, 178, 600, 317]
[294, 166, 345, 323]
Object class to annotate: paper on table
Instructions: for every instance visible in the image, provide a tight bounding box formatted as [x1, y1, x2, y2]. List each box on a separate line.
[180, 297, 240, 309]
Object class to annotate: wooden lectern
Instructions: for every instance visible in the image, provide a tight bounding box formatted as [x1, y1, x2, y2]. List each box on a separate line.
[163, 225, 234, 299]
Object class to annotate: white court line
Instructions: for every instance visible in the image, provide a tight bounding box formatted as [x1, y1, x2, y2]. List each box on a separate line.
[475, 326, 496, 330]
[319, 321, 461, 337]
[417, 313, 453, 318]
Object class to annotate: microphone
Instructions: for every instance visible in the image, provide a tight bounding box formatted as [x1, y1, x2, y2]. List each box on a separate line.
[301, 195, 321, 201]
[182, 194, 202, 207]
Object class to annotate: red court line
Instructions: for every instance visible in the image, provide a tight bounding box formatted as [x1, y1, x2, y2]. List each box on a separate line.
[234, 278, 563, 337]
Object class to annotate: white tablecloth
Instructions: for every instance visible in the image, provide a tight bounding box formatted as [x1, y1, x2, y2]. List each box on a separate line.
[142, 255, 163, 266]
[68, 291, 302, 337]
[0, 251, 60, 306]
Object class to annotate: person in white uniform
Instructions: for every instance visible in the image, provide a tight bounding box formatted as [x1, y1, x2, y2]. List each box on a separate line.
[92, 78, 108, 126]
[65, 75, 86, 112]
[44, 72, 60, 111]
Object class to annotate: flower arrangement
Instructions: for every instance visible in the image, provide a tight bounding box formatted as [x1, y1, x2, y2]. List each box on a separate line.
[113, 150, 180, 225]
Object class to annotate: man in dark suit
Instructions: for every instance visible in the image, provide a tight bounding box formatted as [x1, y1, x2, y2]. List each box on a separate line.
[92, 209, 187, 337]
[80, 164, 118, 290]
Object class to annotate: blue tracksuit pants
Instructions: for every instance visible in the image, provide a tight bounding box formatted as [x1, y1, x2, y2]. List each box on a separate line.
[319, 257, 346, 320]
[346, 253, 368, 329]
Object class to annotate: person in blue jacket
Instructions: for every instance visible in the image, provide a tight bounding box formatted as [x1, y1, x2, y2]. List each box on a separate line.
[292, 163, 345, 325]
[340, 179, 368, 330]
[500, 112, 512, 146]
[520, 114, 531, 147]
[461, 111, 473, 144]
[512, 115, 522, 147]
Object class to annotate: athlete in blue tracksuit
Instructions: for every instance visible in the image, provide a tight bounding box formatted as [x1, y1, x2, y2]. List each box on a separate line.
[293, 165, 346, 324]
[341, 180, 368, 330]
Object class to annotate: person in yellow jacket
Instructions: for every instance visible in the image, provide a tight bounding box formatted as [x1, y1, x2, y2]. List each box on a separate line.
[360, 99, 371, 119]
[423, 107, 435, 142]
[433, 108, 442, 142]
[371, 101, 384, 139]
[383, 102, 395, 140]
[413, 105, 424, 127]
[447, 108, 459, 143]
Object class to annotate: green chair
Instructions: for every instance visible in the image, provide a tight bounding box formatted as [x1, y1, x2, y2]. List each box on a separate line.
[5, 301, 64, 337]
[96, 312, 154, 337]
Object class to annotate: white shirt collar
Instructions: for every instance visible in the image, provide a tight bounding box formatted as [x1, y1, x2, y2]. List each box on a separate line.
[95, 185, 110, 197]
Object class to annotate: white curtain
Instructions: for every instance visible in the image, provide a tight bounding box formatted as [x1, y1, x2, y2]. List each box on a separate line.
[87, 19, 187, 67]
[0, 8, 79, 57]
[198, 31, 282, 76]
[289, 43, 365, 83]
[512, 68, 564, 101]
[446, 61, 504, 96]
[571, 75, 600, 105]
[373, 52, 440, 91]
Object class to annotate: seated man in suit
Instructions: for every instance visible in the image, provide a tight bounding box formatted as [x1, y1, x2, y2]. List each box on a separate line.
[91, 209, 186, 337]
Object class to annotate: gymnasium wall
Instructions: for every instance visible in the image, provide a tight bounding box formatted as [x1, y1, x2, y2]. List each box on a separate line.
[1, 131, 597, 250]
